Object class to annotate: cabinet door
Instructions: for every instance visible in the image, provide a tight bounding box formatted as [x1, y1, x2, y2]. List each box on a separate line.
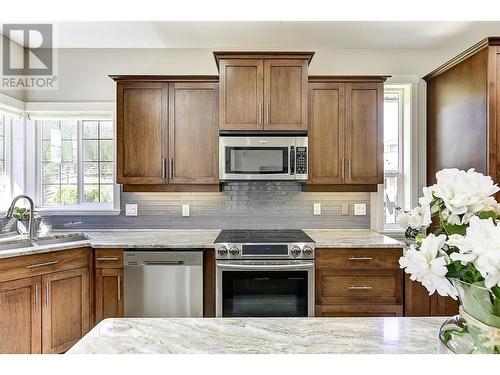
[41, 267, 90, 354]
[345, 83, 383, 184]
[219, 59, 263, 130]
[0, 277, 41, 354]
[168, 82, 219, 184]
[95, 268, 124, 324]
[116, 82, 167, 184]
[264, 59, 308, 131]
[308, 83, 345, 184]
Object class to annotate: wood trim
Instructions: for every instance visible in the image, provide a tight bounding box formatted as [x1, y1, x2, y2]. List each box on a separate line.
[203, 249, 215, 317]
[303, 184, 378, 192]
[122, 184, 221, 192]
[110, 75, 219, 82]
[488, 45, 499, 184]
[316, 304, 403, 317]
[423, 38, 492, 81]
[213, 51, 315, 70]
[309, 75, 391, 83]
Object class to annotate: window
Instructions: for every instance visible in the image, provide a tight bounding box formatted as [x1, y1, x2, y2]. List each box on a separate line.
[383, 90, 404, 225]
[38, 119, 114, 208]
[0, 112, 11, 209]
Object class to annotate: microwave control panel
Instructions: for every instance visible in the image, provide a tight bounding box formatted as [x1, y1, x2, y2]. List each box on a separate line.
[295, 147, 307, 174]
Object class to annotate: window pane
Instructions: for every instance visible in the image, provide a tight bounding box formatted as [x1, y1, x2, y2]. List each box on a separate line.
[100, 121, 113, 139]
[61, 120, 77, 139]
[99, 140, 113, 162]
[42, 120, 59, 139]
[83, 161, 99, 183]
[42, 185, 60, 205]
[384, 176, 399, 224]
[83, 121, 98, 139]
[83, 140, 98, 161]
[61, 163, 78, 184]
[60, 185, 78, 205]
[384, 95, 400, 172]
[100, 162, 113, 183]
[83, 184, 99, 203]
[42, 163, 60, 184]
[100, 185, 113, 203]
[61, 140, 77, 162]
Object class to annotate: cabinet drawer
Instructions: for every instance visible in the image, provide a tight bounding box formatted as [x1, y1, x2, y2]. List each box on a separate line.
[95, 249, 123, 269]
[316, 269, 403, 306]
[316, 248, 402, 269]
[0, 248, 91, 283]
[315, 304, 403, 317]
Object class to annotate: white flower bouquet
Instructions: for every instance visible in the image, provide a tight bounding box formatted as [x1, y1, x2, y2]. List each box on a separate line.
[398, 168, 500, 353]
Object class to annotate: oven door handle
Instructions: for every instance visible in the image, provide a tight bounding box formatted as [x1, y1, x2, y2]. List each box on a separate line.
[216, 262, 314, 271]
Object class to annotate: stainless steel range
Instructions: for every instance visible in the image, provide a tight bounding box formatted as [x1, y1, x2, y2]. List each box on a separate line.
[215, 229, 315, 317]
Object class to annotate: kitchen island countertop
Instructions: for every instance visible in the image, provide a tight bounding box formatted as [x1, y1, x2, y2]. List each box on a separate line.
[67, 317, 445, 354]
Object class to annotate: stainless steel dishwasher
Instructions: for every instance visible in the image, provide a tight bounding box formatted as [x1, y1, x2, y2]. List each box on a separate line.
[124, 250, 203, 317]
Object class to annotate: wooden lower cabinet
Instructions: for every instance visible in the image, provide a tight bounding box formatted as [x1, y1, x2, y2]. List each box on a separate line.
[0, 277, 41, 354]
[315, 248, 404, 317]
[41, 267, 90, 354]
[95, 268, 124, 323]
[0, 248, 92, 354]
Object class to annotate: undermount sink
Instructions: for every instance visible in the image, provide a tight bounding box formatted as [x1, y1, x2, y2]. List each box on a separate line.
[31, 234, 88, 246]
[0, 239, 34, 251]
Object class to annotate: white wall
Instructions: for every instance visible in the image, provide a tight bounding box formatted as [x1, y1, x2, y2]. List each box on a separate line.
[19, 46, 461, 102]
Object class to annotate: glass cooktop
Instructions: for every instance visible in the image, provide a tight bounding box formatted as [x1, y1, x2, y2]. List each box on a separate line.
[215, 229, 314, 244]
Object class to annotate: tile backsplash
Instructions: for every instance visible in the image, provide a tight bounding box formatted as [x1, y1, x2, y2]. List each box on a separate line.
[44, 182, 371, 230]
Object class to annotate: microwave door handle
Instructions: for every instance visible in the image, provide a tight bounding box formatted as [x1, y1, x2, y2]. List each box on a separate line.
[290, 146, 295, 175]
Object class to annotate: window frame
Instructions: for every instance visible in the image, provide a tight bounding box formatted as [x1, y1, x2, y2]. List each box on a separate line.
[34, 116, 120, 215]
[0, 111, 12, 211]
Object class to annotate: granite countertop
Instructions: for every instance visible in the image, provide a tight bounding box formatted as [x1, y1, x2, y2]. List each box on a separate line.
[67, 317, 445, 354]
[0, 229, 403, 259]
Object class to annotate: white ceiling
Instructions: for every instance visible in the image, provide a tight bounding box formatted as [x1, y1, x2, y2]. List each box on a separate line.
[30, 21, 500, 49]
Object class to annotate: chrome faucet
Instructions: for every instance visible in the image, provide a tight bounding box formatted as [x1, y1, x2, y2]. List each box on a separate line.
[5, 195, 37, 239]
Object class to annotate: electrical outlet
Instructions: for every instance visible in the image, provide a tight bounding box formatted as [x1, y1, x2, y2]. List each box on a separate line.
[341, 204, 349, 216]
[354, 203, 367, 216]
[125, 204, 138, 216]
[182, 204, 190, 217]
[313, 203, 321, 216]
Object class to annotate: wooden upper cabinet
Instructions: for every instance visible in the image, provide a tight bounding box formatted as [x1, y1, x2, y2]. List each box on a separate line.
[219, 59, 263, 130]
[308, 82, 345, 184]
[169, 82, 219, 183]
[215, 52, 313, 131]
[264, 59, 308, 130]
[41, 267, 90, 354]
[0, 277, 41, 354]
[344, 82, 384, 184]
[116, 82, 167, 184]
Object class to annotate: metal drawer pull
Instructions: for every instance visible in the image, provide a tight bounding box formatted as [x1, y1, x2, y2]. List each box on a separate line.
[34, 284, 39, 310]
[348, 257, 373, 261]
[259, 102, 263, 124]
[25, 260, 58, 269]
[45, 283, 49, 307]
[162, 157, 166, 179]
[117, 276, 121, 301]
[97, 257, 119, 262]
[349, 285, 373, 290]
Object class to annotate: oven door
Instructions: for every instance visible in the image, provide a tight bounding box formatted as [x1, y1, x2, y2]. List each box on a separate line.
[216, 260, 314, 317]
[219, 137, 293, 180]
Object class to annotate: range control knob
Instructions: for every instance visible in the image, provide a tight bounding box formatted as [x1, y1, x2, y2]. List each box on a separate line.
[229, 246, 240, 256]
[303, 246, 313, 256]
[290, 245, 302, 257]
[217, 246, 228, 256]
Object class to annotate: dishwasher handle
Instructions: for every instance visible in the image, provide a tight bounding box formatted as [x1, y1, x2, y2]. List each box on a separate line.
[143, 260, 184, 266]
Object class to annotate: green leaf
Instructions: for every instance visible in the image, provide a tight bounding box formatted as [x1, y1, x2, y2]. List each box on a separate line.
[442, 221, 467, 236]
[477, 211, 497, 220]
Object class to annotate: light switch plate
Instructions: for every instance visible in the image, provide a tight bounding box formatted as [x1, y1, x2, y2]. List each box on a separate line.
[313, 203, 321, 216]
[125, 204, 138, 216]
[182, 204, 190, 217]
[354, 203, 367, 216]
[341, 204, 349, 216]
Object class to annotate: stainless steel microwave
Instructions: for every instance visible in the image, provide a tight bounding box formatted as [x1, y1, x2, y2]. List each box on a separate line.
[219, 136, 308, 181]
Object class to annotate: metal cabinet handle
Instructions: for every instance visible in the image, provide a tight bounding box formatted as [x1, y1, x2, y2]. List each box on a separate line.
[266, 102, 270, 124]
[34, 284, 39, 311]
[162, 157, 166, 179]
[25, 260, 58, 269]
[96, 257, 119, 262]
[45, 283, 49, 307]
[117, 276, 121, 301]
[169, 158, 173, 179]
[349, 285, 372, 290]
[259, 102, 262, 124]
[348, 256, 373, 261]
[340, 158, 344, 179]
[348, 158, 352, 179]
